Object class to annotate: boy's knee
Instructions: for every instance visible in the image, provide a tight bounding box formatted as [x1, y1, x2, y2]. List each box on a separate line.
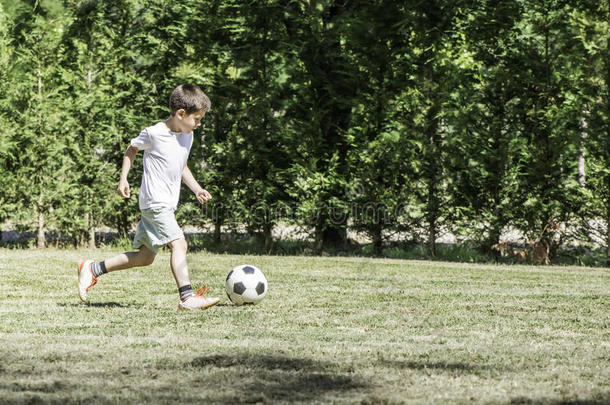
[141, 253, 155, 266]
[169, 238, 187, 252]
[137, 247, 156, 266]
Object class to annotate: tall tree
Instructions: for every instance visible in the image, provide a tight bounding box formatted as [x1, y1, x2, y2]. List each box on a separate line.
[574, 0, 610, 264]
[64, 0, 174, 241]
[508, 0, 586, 259]
[445, 1, 529, 256]
[281, 0, 357, 251]
[6, 6, 72, 247]
[217, 1, 292, 251]
[0, 3, 15, 241]
[406, 1, 459, 257]
[343, 1, 414, 254]
[61, 0, 135, 246]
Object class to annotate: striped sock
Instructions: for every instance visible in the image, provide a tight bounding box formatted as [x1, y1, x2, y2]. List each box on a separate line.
[179, 285, 194, 301]
[91, 261, 107, 278]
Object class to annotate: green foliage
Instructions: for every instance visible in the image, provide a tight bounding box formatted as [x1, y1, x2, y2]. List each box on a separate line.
[0, 0, 608, 264]
[3, 7, 74, 247]
[342, 1, 418, 255]
[280, 1, 359, 249]
[0, 3, 14, 227]
[445, 0, 531, 251]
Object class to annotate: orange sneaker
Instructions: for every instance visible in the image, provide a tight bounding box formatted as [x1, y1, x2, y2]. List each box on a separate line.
[77, 259, 97, 302]
[178, 286, 220, 310]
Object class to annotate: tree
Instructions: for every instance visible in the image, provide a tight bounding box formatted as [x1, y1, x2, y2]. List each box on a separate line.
[204, 1, 292, 251]
[61, 0, 139, 246]
[444, 1, 529, 256]
[505, 0, 587, 260]
[0, 3, 15, 241]
[342, 1, 415, 255]
[6, 6, 73, 247]
[573, 0, 610, 264]
[281, 0, 358, 251]
[404, 0, 461, 257]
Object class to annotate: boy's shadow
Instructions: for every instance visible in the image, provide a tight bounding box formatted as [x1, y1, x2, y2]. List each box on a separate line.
[85, 302, 131, 308]
[58, 302, 132, 308]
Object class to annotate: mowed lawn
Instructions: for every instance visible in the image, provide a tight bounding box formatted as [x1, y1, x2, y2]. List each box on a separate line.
[0, 249, 608, 404]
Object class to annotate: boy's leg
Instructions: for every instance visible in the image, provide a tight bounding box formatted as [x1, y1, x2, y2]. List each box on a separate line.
[168, 237, 190, 288]
[78, 246, 156, 302]
[169, 237, 219, 310]
[104, 246, 157, 272]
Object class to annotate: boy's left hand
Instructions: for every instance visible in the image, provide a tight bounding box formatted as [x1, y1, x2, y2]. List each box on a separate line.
[196, 189, 212, 204]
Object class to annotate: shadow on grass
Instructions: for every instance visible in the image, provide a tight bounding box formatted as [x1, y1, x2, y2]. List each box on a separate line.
[189, 353, 368, 403]
[506, 394, 610, 405]
[213, 302, 235, 307]
[379, 358, 501, 375]
[57, 302, 133, 308]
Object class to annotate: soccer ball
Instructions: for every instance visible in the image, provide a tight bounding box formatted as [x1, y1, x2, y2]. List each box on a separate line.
[225, 265, 268, 305]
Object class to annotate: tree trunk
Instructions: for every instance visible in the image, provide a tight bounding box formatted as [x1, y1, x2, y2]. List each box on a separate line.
[424, 96, 441, 258]
[314, 207, 348, 252]
[606, 198, 610, 267]
[214, 220, 222, 244]
[578, 106, 588, 188]
[263, 222, 273, 253]
[89, 227, 96, 249]
[314, 227, 324, 253]
[36, 67, 46, 249]
[322, 225, 347, 249]
[605, 9, 610, 267]
[37, 193, 45, 249]
[117, 199, 131, 239]
[372, 224, 383, 256]
[486, 94, 507, 257]
[314, 214, 347, 252]
[84, 211, 96, 249]
[606, 10, 610, 267]
[427, 214, 437, 258]
[487, 217, 503, 259]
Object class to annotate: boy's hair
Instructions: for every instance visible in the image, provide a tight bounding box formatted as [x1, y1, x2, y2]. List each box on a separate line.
[169, 84, 211, 115]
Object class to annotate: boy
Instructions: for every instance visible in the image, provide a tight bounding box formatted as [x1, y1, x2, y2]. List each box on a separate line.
[78, 83, 220, 310]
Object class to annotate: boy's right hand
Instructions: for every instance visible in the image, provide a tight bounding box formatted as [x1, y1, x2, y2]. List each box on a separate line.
[117, 179, 130, 198]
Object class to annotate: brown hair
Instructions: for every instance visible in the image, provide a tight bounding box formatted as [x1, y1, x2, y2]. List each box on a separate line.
[169, 83, 211, 115]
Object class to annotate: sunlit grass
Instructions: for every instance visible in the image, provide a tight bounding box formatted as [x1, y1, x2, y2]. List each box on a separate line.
[0, 249, 608, 404]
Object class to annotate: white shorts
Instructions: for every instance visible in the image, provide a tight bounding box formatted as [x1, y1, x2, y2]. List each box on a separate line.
[132, 207, 184, 254]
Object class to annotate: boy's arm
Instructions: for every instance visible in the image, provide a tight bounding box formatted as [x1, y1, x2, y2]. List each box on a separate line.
[182, 165, 212, 203]
[117, 145, 138, 198]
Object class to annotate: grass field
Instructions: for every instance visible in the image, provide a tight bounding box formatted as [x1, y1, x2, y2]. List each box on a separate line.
[0, 249, 608, 404]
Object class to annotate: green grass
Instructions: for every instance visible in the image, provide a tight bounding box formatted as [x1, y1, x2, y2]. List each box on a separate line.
[0, 249, 608, 404]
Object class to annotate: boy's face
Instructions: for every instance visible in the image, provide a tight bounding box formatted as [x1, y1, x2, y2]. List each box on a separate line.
[176, 108, 206, 134]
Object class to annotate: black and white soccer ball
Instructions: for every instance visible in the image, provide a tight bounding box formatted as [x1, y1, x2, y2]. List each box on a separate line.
[225, 265, 268, 305]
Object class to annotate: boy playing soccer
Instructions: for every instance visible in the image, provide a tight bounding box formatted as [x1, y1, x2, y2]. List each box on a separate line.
[78, 83, 220, 310]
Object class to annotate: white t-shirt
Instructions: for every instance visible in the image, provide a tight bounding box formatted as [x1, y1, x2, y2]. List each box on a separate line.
[130, 122, 194, 210]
